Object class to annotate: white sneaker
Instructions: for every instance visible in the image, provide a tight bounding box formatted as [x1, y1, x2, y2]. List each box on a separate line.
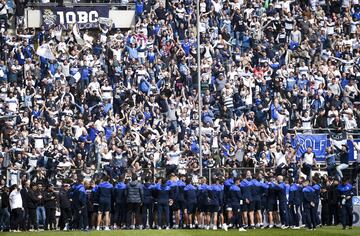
[281, 225, 288, 229]
[269, 225, 274, 228]
[96, 226, 100, 231]
[165, 226, 170, 230]
[213, 226, 217, 230]
[205, 225, 210, 230]
[293, 226, 300, 229]
[189, 224, 193, 229]
[223, 224, 228, 232]
[158, 226, 162, 230]
[239, 227, 247, 232]
[104, 226, 110, 231]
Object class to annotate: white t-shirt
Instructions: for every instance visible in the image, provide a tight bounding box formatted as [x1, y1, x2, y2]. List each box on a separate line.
[303, 152, 315, 165]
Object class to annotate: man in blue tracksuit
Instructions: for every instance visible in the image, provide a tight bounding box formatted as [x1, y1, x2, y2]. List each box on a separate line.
[96, 175, 113, 230]
[174, 175, 186, 229]
[312, 177, 321, 227]
[70, 176, 88, 230]
[229, 178, 246, 232]
[277, 176, 289, 228]
[142, 177, 155, 229]
[288, 178, 302, 228]
[223, 175, 234, 229]
[209, 178, 223, 230]
[166, 174, 178, 228]
[184, 178, 197, 228]
[302, 179, 316, 230]
[266, 177, 278, 228]
[113, 176, 127, 229]
[251, 176, 263, 228]
[154, 177, 172, 230]
[240, 171, 254, 228]
[337, 178, 355, 229]
[197, 177, 210, 229]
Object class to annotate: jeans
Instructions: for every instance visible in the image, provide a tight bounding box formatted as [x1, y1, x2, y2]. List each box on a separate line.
[36, 206, 46, 227]
[336, 163, 349, 179]
[0, 208, 10, 230]
[157, 203, 170, 227]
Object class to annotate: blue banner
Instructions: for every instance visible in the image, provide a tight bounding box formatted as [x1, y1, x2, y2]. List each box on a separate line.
[348, 139, 360, 161]
[296, 134, 329, 160]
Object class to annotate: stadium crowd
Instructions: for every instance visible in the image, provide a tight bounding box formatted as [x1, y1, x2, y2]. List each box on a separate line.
[0, 0, 360, 233]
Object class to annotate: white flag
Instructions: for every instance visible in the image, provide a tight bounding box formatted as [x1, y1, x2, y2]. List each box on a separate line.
[73, 23, 84, 45]
[36, 44, 55, 60]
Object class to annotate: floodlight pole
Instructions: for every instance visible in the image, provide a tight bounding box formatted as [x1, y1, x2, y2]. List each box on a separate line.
[197, 0, 202, 177]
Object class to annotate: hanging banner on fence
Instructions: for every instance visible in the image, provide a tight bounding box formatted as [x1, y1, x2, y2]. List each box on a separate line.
[296, 134, 329, 160]
[348, 139, 360, 161]
[40, 6, 110, 30]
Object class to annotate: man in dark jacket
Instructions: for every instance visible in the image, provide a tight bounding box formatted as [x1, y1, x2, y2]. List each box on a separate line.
[70, 176, 88, 230]
[184, 178, 197, 229]
[154, 177, 172, 230]
[20, 180, 29, 231]
[58, 183, 71, 230]
[229, 178, 246, 231]
[328, 179, 340, 225]
[126, 174, 143, 229]
[302, 179, 316, 230]
[142, 176, 154, 229]
[27, 183, 39, 231]
[44, 184, 57, 230]
[113, 176, 127, 229]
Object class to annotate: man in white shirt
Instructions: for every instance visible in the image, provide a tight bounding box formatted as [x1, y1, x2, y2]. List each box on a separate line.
[9, 185, 23, 232]
[301, 147, 316, 179]
[166, 145, 182, 175]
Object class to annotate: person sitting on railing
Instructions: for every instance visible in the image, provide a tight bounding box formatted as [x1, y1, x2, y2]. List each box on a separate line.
[300, 147, 317, 180]
[325, 147, 337, 177]
[334, 144, 349, 181]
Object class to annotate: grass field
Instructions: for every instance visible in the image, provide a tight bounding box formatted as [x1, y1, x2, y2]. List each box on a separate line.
[1, 227, 359, 236]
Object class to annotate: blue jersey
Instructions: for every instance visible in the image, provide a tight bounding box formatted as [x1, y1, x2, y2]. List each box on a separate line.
[71, 183, 87, 209]
[114, 182, 127, 204]
[209, 184, 223, 206]
[154, 183, 172, 204]
[251, 179, 262, 201]
[312, 184, 321, 204]
[97, 181, 113, 203]
[277, 182, 288, 204]
[337, 183, 355, 207]
[184, 184, 197, 204]
[176, 180, 186, 202]
[302, 185, 315, 208]
[229, 184, 242, 206]
[197, 184, 210, 206]
[240, 179, 253, 202]
[143, 183, 155, 204]
[289, 183, 302, 206]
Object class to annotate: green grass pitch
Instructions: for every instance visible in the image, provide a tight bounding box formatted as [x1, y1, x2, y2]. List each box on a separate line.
[1, 227, 359, 236]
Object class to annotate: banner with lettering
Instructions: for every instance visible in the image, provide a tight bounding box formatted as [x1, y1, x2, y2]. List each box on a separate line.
[296, 134, 329, 161]
[40, 6, 110, 30]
